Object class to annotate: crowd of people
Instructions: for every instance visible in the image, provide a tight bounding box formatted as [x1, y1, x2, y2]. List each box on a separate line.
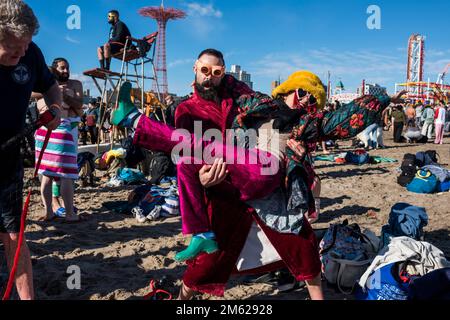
[0, 0, 448, 301]
[389, 102, 449, 145]
[354, 101, 449, 149]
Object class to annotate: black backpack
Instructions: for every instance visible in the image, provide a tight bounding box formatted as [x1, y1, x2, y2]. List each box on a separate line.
[397, 153, 417, 187]
[415, 150, 439, 167]
[140, 150, 175, 185]
[121, 137, 146, 168]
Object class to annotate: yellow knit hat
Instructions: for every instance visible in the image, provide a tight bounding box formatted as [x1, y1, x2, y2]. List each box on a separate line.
[272, 71, 326, 110]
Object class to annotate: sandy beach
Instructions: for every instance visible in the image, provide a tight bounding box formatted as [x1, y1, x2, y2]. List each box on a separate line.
[5, 132, 449, 300]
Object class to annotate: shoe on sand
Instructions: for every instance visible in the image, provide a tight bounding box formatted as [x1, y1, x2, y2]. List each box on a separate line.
[175, 236, 219, 262]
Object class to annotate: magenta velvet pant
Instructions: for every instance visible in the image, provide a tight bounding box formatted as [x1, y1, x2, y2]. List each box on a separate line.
[133, 116, 282, 235]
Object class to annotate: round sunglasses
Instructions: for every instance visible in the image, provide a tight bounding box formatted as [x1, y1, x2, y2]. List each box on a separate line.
[196, 61, 225, 78]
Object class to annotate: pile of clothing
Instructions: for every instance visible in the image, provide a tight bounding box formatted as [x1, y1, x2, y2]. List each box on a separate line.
[314, 150, 397, 165]
[95, 148, 127, 170]
[106, 167, 147, 187]
[316, 202, 450, 299]
[129, 176, 180, 223]
[398, 150, 450, 193]
[356, 203, 450, 300]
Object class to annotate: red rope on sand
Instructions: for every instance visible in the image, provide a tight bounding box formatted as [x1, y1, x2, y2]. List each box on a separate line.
[2, 129, 52, 300]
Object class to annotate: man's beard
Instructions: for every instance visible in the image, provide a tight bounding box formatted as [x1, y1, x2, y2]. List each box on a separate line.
[195, 78, 222, 103]
[56, 72, 69, 83]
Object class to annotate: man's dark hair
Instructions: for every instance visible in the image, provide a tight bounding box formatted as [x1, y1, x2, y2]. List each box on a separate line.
[109, 10, 119, 17]
[198, 48, 225, 66]
[51, 57, 69, 69]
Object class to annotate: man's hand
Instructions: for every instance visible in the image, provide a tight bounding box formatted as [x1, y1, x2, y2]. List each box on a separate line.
[199, 158, 228, 188]
[45, 106, 61, 130]
[390, 90, 407, 104]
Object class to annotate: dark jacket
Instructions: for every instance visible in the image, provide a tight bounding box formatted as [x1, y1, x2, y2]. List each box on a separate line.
[109, 20, 131, 44]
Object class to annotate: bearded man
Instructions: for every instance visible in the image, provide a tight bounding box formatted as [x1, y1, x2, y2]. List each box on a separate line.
[33, 58, 83, 223]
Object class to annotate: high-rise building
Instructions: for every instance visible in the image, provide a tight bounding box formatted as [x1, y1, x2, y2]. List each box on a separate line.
[358, 83, 387, 96]
[271, 80, 281, 91]
[227, 65, 253, 89]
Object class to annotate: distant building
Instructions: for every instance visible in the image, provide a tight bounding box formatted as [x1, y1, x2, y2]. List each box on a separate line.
[271, 80, 281, 91]
[334, 80, 345, 95]
[358, 83, 387, 96]
[331, 93, 359, 104]
[227, 65, 253, 89]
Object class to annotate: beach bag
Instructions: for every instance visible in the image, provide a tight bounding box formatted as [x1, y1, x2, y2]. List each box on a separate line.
[415, 151, 438, 167]
[437, 180, 450, 192]
[406, 170, 438, 194]
[345, 150, 370, 165]
[122, 137, 146, 168]
[148, 152, 173, 185]
[397, 154, 417, 187]
[355, 262, 411, 300]
[319, 221, 378, 294]
[139, 150, 174, 185]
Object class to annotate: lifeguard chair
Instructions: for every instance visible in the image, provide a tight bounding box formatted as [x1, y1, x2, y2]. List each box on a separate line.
[83, 32, 166, 151]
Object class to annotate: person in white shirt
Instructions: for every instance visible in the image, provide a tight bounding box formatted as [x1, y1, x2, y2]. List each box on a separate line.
[434, 103, 446, 144]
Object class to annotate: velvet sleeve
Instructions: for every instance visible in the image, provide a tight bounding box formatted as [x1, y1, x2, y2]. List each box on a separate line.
[174, 102, 194, 132]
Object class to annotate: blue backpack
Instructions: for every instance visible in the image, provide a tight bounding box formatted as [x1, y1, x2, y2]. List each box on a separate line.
[406, 170, 438, 194]
[345, 151, 370, 165]
[437, 180, 450, 192]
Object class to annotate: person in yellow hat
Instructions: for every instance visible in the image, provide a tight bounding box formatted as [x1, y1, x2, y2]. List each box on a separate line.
[267, 71, 406, 223]
[265, 70, 327, 223]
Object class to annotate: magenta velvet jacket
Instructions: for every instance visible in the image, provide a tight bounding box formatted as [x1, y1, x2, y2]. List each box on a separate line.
[135, 75, 321, 296]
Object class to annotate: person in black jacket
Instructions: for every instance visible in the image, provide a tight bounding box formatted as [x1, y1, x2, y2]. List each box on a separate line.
[97, 10, 131, 70]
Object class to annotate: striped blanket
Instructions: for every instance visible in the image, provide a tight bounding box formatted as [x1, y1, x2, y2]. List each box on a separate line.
[35, 118, 79, 180]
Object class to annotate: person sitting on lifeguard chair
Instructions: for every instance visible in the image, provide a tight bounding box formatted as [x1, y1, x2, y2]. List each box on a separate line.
[97, 10, 131, 71]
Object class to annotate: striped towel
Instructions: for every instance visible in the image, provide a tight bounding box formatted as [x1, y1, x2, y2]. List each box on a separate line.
[161, 195, 180, 216]
[35, 119, 79, 180]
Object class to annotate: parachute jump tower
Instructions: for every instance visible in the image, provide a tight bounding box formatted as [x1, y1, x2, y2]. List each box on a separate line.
[139, 1, 186, 97]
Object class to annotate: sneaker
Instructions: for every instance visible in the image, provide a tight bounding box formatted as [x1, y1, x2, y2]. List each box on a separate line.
[132, 207, 147, 223]
[54, 207, 78, 218]
[146, 206, 162, 221]
[54, 207, 66, 218]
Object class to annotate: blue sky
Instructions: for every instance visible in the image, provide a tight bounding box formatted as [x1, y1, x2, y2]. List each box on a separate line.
[28, 0, 450, 97]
